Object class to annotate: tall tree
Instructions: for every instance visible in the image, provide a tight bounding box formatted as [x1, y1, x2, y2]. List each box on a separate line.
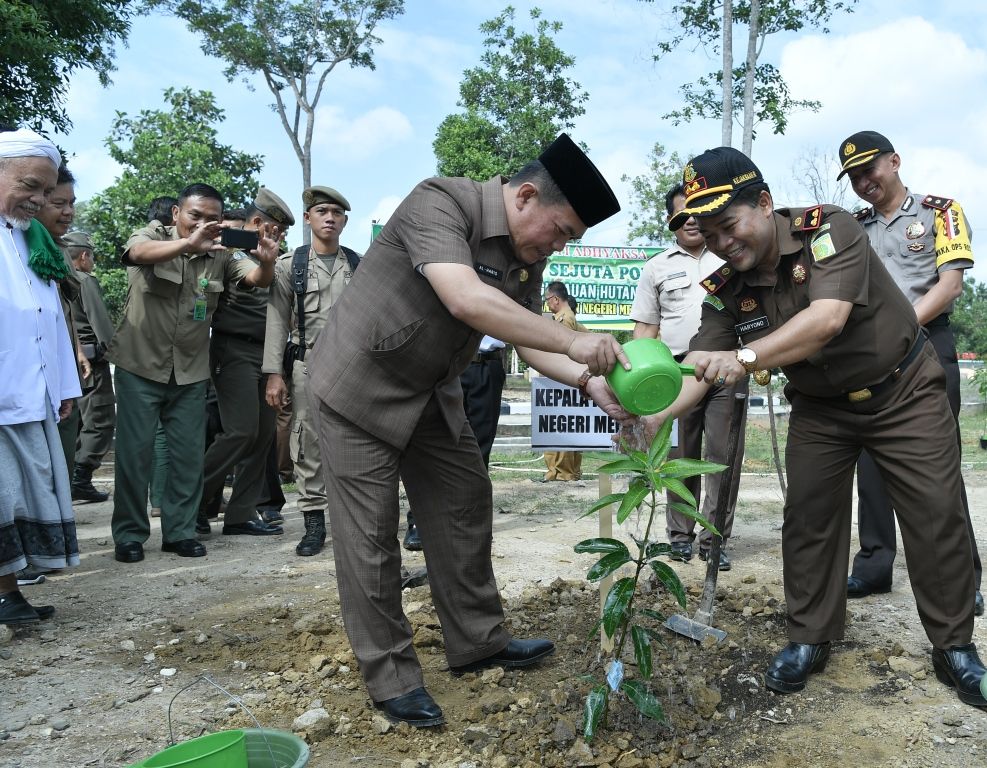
[621, 142, 689, 245]
[433, 6, 588, 180]
[76, 87, 263, 266]
[154, 0, 404, 241]
[0, 0, 133, 132]
[953, 277, 987, 357]
[649, 0, 856, 151]
[790, 147, 850, 208]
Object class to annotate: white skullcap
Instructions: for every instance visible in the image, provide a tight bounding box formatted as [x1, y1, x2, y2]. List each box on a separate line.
[0, 128, 61, 167]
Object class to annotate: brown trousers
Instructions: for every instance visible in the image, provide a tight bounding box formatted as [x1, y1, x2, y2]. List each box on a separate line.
[316, 395, 510, 701]
[543, 450, 582, 480]
[782, 343, 973, 649]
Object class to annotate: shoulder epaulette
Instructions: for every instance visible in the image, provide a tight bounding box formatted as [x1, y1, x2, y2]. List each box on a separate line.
[853, 207, 872, 221]
[700, 264, 734, 295]
[793, 205, 824, 232]
[922, 195, 954, 211]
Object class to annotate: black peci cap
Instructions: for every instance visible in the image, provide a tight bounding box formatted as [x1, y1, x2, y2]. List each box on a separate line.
[537, 133, 621, 228]
[668, 147, 765, 231]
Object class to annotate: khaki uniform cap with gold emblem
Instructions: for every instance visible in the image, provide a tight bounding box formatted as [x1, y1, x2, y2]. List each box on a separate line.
[254, 187, 295, 227]
[302, 186, 351, 211]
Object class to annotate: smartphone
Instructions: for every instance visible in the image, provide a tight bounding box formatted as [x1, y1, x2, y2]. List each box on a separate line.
[220, 228, 259, 251]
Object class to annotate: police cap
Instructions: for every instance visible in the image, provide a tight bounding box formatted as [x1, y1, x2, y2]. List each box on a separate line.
[302, 186, 351, 212]
[253, 187, 295, 227]
[836, 131, 895, 180]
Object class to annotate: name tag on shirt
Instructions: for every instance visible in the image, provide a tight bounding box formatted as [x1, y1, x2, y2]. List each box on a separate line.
[735, 316, 770, 336]
[476, 263, 503, 280]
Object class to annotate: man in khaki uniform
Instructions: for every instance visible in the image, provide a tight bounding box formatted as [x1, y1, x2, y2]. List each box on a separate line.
[63, 231, 116, 503]
[263, 186, 360, 557]
[109, 183, 280, 563]
[201, 188, 294, 537]
[541, 280, 585, 481]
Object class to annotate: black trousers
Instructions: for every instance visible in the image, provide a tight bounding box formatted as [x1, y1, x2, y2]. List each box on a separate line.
[458, 356, 506, 468]
[852, 321, 982, 589]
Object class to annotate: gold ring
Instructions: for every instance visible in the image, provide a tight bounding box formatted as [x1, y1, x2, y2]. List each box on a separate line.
[715, 375, 726, 385]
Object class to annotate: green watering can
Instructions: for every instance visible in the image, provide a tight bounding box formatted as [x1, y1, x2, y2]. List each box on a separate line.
[606, 338, 697, 416]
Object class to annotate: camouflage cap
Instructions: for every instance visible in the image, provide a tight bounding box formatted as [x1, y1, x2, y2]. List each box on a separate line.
[253, 187, 295, 227]
[61, 230, 94, 250]
[302, 186, 351, 212]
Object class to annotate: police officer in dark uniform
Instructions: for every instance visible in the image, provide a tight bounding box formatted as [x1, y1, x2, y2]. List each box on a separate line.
[200, 188, 294, 537]
[836, 130, 982, 616]
[630, 147, 985, 707]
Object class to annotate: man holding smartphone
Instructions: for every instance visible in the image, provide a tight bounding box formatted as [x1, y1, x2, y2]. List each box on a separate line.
[108, 183, 281, 564]
[200, 187, 294, 538]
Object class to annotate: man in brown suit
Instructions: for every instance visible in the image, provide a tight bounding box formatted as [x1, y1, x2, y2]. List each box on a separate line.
[307, 134, 631, 727]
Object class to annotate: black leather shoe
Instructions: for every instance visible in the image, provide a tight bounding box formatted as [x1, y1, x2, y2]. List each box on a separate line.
[699, 548, 731, 571]
[0, 591, 40, 624]
[975, 591, 984, 617]
[28, 602, 54, 620]
[114, 541, 144, 563]
[932, 643, 987, 707]
[259, 509, 284, 525]
[162, 539, 207, 557]
[374, 687, 445, 727]
[195, 514, 211, 535]
[403, 523, 422, 551]
[765, 641, 830, 693]
[846, 575, 891, 599]
[450, 638, 555, 674]
[223, 519, 284, 536]
[669, 542, 692, 562]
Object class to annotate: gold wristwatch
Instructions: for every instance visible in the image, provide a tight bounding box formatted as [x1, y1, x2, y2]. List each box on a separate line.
[736, 347, 758, 374]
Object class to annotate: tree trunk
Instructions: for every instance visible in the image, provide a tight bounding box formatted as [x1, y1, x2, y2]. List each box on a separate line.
[741, 0, 761, 156]
[302, 145, 312, 245]
[720, 0, 733, 147]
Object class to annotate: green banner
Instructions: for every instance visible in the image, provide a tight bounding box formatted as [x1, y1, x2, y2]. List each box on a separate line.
[545, 244, 662, 330]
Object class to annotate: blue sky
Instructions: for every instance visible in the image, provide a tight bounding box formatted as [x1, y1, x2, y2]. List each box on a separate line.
[55, 0, 987, 284]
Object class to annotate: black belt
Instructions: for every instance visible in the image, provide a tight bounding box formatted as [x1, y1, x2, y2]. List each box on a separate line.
[473, 350, 502, 363]
[924, 313, 949, 329]
[843, 332, 926, 403]
[213, 330, 264, 345]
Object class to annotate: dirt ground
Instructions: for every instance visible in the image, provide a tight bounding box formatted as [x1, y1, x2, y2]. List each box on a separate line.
[2, 464, 986, 768]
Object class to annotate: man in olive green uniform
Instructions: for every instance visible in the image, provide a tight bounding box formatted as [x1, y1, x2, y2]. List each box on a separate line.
[263, 186, 360, 557]
[63, 231, 116, 503]
[542, 280, 585, 481]
[201, 188, 294, 537]
[35, 164, 87, 481]
[638, 147, 985, 707]
[109, 183, 280, 563]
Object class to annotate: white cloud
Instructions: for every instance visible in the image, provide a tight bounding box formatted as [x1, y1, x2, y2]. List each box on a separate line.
[311, 106, 414, 161]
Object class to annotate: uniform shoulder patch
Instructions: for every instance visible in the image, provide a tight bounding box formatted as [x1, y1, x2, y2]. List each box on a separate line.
[700, 264, 734, 295]
[853, 207, 872, 221]
[922, 195, 954, 212]
[796, 205, 824, 232]
[703, 294, 725, 312]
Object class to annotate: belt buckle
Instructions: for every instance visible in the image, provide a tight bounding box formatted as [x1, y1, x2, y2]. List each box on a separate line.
[847, 388, 872, 403]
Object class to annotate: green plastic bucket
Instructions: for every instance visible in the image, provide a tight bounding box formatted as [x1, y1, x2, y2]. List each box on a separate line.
[141, 730, 247, 768]
[243, 729, 309, 767]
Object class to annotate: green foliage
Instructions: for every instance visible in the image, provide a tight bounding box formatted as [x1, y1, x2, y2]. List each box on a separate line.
[576, 419, 725, 741]
[433, 6, 588, 180]
[0, 0, 132, 132]
[621, 142, 688, 246]
[94, 267, 129, 329]
[154, 0, 405, 194]
[952, 277, 987, 358]
[646, 0, 857, 143]
[662, 63, 821, 139]
[75, 87, 262, 267]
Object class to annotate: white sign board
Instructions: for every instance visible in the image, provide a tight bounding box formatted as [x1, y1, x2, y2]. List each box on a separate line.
[530, 377, 622, 451]
[530, 376, 678, 452]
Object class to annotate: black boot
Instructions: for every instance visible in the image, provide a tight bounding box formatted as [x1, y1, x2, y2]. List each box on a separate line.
[71, 465, 109, 503]
[296, 511, 327, 556]
[403, 511, 422, 551]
